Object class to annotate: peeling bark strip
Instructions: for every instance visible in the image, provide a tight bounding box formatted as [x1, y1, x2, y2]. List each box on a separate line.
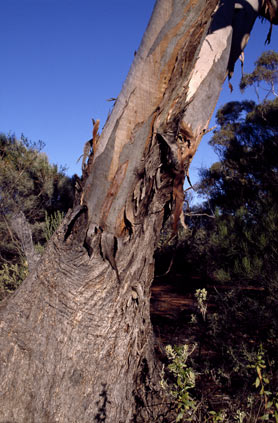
[82, 0, 278, 241]
[0, 1, 278, 422]
[83, 0, 219, 237]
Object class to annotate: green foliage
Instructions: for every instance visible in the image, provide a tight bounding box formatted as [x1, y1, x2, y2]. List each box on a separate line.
[197, 96, 278, 287]
[207, 410, 227, 422]
[0, 133, 74, 298]
[160, 344, 197, 422]
[195, 288, 207, 321]
[248, 345, 278, 422]
[44, 210, 65, 242]
[240, 50, 278, 99]
[0, 259, 28, 301]
[160, 331, 278, 421]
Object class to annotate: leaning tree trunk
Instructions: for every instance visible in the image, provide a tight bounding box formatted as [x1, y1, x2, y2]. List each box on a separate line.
[1, 1, 276, 422]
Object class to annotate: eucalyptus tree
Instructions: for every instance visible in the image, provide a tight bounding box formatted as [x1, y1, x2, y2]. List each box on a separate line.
[0, 1, 277, 422]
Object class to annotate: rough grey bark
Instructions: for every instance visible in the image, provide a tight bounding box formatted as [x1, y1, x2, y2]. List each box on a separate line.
[0, 1, 277, 422]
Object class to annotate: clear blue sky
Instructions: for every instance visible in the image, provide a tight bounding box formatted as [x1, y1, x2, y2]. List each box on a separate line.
[1, 0, 277, 187]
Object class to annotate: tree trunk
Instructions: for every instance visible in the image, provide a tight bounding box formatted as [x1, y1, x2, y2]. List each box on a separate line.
[0, 1, 275, 422]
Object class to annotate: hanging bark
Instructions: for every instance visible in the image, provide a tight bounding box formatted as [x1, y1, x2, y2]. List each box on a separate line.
[0, 1, 277, 422]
